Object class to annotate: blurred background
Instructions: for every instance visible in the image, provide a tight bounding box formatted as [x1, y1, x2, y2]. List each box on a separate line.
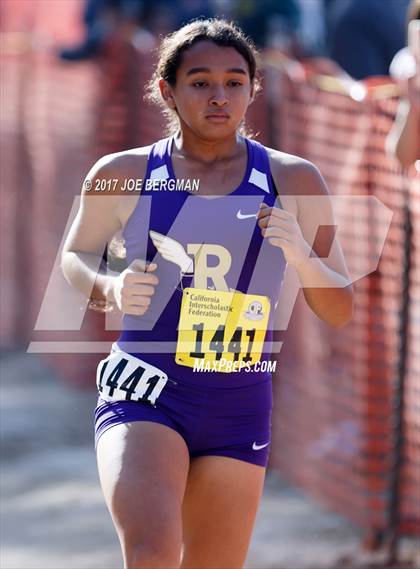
[1, 1, 419, 568]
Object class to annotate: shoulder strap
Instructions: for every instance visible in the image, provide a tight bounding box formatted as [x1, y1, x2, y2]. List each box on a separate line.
[143, 137, 172, 184]
[246, 138, 283, 208]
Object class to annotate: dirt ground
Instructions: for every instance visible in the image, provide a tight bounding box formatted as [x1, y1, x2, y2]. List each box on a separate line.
[1, 351, 418, 569]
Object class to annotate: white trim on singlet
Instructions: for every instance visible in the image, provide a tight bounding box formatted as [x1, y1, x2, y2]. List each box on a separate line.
[149, 164, 169, 181]
[248, 167, 270, 193]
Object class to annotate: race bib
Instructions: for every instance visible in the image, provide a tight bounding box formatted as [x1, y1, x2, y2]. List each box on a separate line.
[96, 351, 168, 405]
[175, 287, 270, 372]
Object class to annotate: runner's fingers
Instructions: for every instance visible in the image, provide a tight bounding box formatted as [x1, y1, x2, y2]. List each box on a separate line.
[257, 206, 294, 222]
[131, 296, 151, 307]
[124, 304, 147, 316]
[128, 259, 157, 273]
[268, 237, 292, 248]
[258, 215, 292, 229]
[122, 298, 151, 315]
[120, 301, 144, 315]
[261, 226, 291, 239]
[121, 292, 151, 306]
[122, 284, 156, 297]
[124, 272, 159, 286]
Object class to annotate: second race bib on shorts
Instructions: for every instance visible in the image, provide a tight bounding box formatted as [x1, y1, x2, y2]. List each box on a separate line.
[96, 351, 168, 405]
[175, 287, 270, 372]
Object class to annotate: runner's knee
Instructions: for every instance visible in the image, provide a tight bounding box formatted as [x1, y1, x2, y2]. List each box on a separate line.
[124, 538, 181, 568]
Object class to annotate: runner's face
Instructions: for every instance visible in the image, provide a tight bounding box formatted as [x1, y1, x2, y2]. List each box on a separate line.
[164, 40, 254, 138]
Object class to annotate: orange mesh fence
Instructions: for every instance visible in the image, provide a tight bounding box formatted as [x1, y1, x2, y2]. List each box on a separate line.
[1, 3, 163, 384]
[370, 97, 419, 538]
[404, 167, 420, 535]
[93, 40, 166, 156]
[266, 58, 419, 540]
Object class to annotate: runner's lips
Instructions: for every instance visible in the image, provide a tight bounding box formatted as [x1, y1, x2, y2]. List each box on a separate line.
[205, 112, 230, 120]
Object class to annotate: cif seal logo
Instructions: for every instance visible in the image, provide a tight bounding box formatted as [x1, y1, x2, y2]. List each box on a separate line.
[244, 300, 264, 321]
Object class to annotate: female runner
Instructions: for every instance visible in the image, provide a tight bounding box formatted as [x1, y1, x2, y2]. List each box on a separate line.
[62, 18, 353, 569]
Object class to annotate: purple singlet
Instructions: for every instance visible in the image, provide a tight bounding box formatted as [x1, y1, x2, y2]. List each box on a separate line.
[94, 135, 287, 467]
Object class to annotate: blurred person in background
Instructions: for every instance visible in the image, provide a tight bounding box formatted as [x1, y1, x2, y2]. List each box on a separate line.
[59, 0, 214, 61]
[294, 0, 326, 56]
[386, 0, 420, 169]
[59, 0, 145, 60]
[211, 0, 301, 52]
[325, 0, 409, 79]
[172, 0, 214, 27]
[60, 0, 303, 61]
[61, 18, 353, 568]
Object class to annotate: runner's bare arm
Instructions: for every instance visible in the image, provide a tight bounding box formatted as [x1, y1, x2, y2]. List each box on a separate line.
[268, 153, 353, 327]
[386, 95, 420, 168]
[61, 151, 148, 305]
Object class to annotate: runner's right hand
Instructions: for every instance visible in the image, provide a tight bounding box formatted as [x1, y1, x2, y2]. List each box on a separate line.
[112, 259, 159, 315]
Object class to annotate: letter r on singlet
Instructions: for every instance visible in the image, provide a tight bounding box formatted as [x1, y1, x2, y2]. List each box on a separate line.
[187, 244, 232, 291]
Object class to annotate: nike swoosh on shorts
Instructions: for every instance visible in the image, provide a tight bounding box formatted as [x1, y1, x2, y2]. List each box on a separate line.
[252, 441, 270, 450]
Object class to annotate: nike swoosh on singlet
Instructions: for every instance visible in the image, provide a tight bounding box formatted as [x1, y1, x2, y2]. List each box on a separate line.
[236, 210, 257, 220]
[252, 442, 270, 450]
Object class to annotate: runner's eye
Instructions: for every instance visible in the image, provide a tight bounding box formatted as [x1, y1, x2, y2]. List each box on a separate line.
[228, 80, 243, 87]
[193, 81, 208, 88]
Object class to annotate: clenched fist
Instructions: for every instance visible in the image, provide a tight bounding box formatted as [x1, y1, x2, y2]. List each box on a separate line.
[112, 259, 159, 316]
[257, 203, 311, 268]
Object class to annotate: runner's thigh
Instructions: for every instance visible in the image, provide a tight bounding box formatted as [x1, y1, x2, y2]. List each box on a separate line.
[181, 455, 266, 568]
[96, 421, 190, 567]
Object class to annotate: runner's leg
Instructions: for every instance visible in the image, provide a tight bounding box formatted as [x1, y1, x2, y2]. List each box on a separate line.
[181, 455, 266, 568]
[96, 421, 190, 568]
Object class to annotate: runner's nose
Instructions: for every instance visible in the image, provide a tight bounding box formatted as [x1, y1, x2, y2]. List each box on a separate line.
[209, 86, 228, 106]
